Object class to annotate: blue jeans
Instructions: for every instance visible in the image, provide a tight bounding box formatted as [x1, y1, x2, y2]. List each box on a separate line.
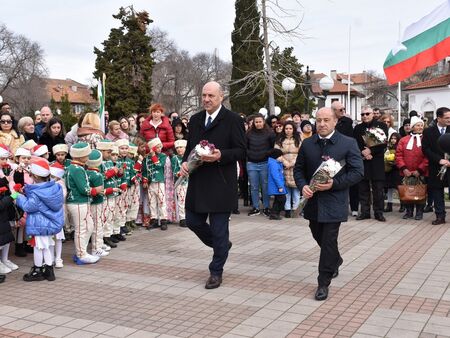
[186, 210, 230, 276]
[285, 187, 300, 210]
[247, 161, 269, 209]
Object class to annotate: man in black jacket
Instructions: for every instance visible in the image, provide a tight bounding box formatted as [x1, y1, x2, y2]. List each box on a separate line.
[294, 107, 363, 301]
[353, 106, 388, 222]
[180, 81, 246, 289]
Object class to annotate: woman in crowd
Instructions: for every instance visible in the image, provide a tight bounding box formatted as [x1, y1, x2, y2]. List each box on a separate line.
[395, 116, 428, 220]
[172, 118, 188, 141]
[246, 113, 276, 217]
[17, 117, 38, 143]
[0, 112, 24, 155]
[274, 121, 301, 218]
[105, 120, 129, 142]
[140, 103, 175, 154]
[274, 122, 284, 140]
[38, 117, 66, 162]
[381, 113, 397, 138]
[119, 116, 131, 137]
[300, 120, 314, 140]
[127, 115, 138, 138]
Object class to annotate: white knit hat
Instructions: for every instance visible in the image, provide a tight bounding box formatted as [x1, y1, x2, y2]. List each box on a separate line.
[32, 144, 49, 157]
[50, 162, 65, 179]
[147, 138, 162, 150]
[21, 140, 37, 150]
[34, 110, 41, 116]
[30, 158, 50, 177]
[70, 142, 91, 158]
[128, 142, 138, 155]
[111, 146, 119, 155]
[15, 148, 31, 157]
[174, 139, 187, 148]
[52, 143, 68, 155]
[96, 139, 113, 151]
[86, 149, 103, 168]
[115, 139, 129, 148]
[410, 116, 423, 128]
[0, 144, 10, 158]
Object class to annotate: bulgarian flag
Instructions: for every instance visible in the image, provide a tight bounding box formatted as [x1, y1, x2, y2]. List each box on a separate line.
[97, 73, 106, 133]
[384, 0, 450, 84]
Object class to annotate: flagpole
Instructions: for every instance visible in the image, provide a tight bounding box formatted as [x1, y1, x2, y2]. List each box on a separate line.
[397, 22, 402, 128]
[347, 25, 352, 119]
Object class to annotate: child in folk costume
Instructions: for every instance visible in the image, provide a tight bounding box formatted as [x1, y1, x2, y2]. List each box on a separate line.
[134, 136, 151, 227]
[32, 144, 49, 159]
[126, 143, 141, 229]
[86, 150, 110, 257]
[110, 146, 127, 242]
[15, 157, 64, 281]
[49, 162, 66, 268]
[171, 139, 188, 227]
[9, 147, 33, 257]
[115, 139, 133, 236]
[97, 140, 120, 248]
[0, 145, 18, 275]
[52, 144, 71, 168]
[142, 138, 168, 230]
[65, 142, 100, 265]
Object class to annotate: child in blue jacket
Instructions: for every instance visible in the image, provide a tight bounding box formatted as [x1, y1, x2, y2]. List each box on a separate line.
[267, 148, 287, 220]
[14, 158, 64, 282]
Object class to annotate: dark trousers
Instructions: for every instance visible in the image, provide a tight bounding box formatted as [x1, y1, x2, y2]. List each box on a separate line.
[309, 220, 342, 287]
[271, 194, 286, 215]
[359, 179, 385, 216]
[432, 188, 446, 218]
[186, 210, 230, 276]
[349, 183, 359, 212]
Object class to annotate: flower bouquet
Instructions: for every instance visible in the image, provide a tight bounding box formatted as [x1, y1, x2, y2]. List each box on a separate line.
[363, 127, 387, 147]
[297, 157, 345, 213]
[174, 140, 216, 189]
[384, 149, 396, 172]
[438, 153, 449, 180]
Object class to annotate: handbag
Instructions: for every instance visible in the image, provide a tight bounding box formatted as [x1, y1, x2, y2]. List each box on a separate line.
[397, 176, 427, 204]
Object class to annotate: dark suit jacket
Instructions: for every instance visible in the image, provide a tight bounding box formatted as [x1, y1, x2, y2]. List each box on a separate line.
[336, 116, 354, 138]
[184, 106, 246, 213]
[353, 120, 388, 181]
[422, 124, 450, 188]
[294, 131, 364, 223]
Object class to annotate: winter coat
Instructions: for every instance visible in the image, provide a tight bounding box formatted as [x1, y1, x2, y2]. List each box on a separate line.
[0, 195, 14, 246]
[16, 180, 64, 237]
[246, 129, 275, 163]
[65, 124, 79, 150]
[0, 130, 25, 155]
[274, 137, 300, 188]
[38, 133, 66, 162]
[396, 134, 428, 177]
[184, 106, 246, 213]
[267, 157, 286, 195]
[294, 131, 364, 223]
[336, 116, 354, 138]
[353, 120, 388, 181]
[78, 127, 105, 149]
[140, 116, 175, 153]
[422, 124, 450, 188]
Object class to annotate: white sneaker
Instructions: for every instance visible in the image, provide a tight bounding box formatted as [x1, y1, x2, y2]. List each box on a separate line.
[352, 211, 358, 217]
[79, 254, 100, 264]
[55, 258, 64, 269]
[2, 260, 18, 270]
[102, 244, 111, 251]
[0, 261, 12, 274]
[93, 249, 109, 257]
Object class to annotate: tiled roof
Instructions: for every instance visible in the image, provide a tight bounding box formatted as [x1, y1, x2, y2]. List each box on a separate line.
[311, 73, 364, 96]
[336, 72, 381, 84]
[404, 73, 450, 90]
[44, 78, 96, 104]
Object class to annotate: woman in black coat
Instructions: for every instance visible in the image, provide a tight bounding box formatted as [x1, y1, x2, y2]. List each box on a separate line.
[38, 117, 66, 162]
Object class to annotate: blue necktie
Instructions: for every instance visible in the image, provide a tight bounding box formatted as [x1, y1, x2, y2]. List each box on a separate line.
[206, 116, 212, 129]
[441, 127, 446, 135]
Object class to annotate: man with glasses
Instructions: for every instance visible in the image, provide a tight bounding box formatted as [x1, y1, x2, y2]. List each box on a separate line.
[422, 107, 450, 225]
[353, 106, 388, 222]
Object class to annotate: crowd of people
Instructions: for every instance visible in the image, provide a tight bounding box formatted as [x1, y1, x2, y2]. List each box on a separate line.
[0, 91, 449, 298]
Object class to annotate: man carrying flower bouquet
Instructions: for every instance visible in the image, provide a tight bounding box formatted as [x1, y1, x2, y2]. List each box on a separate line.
[294, 107, 363, 301]
[180, 81, 246, 290]
[353, 106, 389, 222]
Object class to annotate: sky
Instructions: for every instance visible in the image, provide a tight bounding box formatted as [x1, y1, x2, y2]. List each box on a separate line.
[0, 0, 445, 84]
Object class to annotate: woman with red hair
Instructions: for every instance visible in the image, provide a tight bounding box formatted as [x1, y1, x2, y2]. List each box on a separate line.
[140, 103, 175, 154]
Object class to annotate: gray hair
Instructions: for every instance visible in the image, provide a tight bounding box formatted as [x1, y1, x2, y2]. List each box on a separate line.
[17, 116, 34, 133]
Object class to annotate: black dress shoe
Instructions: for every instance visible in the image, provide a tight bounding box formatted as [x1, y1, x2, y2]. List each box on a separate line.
[356, 214, 370, 220]
[432, 218, 445, 225]
[332, 257, 343, 279]
[315, 286, 329, 301]
[0, 274, 5, 283]
[374, 214, 386, 222]
[423, 205, 433, 213]
[205, 275, 222, 289]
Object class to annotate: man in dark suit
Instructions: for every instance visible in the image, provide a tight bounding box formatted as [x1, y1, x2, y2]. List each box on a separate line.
[422, 107, 450, 225]
[294, 107, 364, 301]
[353, 106, 388, 222]
[180, 81, 246, 289]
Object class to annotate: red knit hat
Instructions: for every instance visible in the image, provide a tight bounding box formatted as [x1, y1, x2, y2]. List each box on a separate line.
[0, 144, 10, 158]
[32, 144, 49, 157]
[50, 162, 65, 179]
[30, 157, 50, 177]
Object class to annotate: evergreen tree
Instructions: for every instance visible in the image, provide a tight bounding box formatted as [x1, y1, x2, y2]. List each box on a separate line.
[93, 7, 154, 119]
[59, 94, 77, 130]
[49, 96, 57, 112]
[230, 0, 264, 115]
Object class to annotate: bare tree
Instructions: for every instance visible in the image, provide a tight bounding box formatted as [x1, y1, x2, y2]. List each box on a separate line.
[0, 24, 47, 114]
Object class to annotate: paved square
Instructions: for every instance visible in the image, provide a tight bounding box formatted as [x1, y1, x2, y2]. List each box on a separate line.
[1, 204, 450, 338]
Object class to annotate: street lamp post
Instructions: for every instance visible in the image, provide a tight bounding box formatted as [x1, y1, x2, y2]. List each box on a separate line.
[318, 76, 334, 108]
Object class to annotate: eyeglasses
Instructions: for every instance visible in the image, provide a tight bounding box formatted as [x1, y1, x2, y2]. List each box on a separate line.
[360, 113, 372, 117]
[0, 120, 12, 124]
[339, 108, 346, 112]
